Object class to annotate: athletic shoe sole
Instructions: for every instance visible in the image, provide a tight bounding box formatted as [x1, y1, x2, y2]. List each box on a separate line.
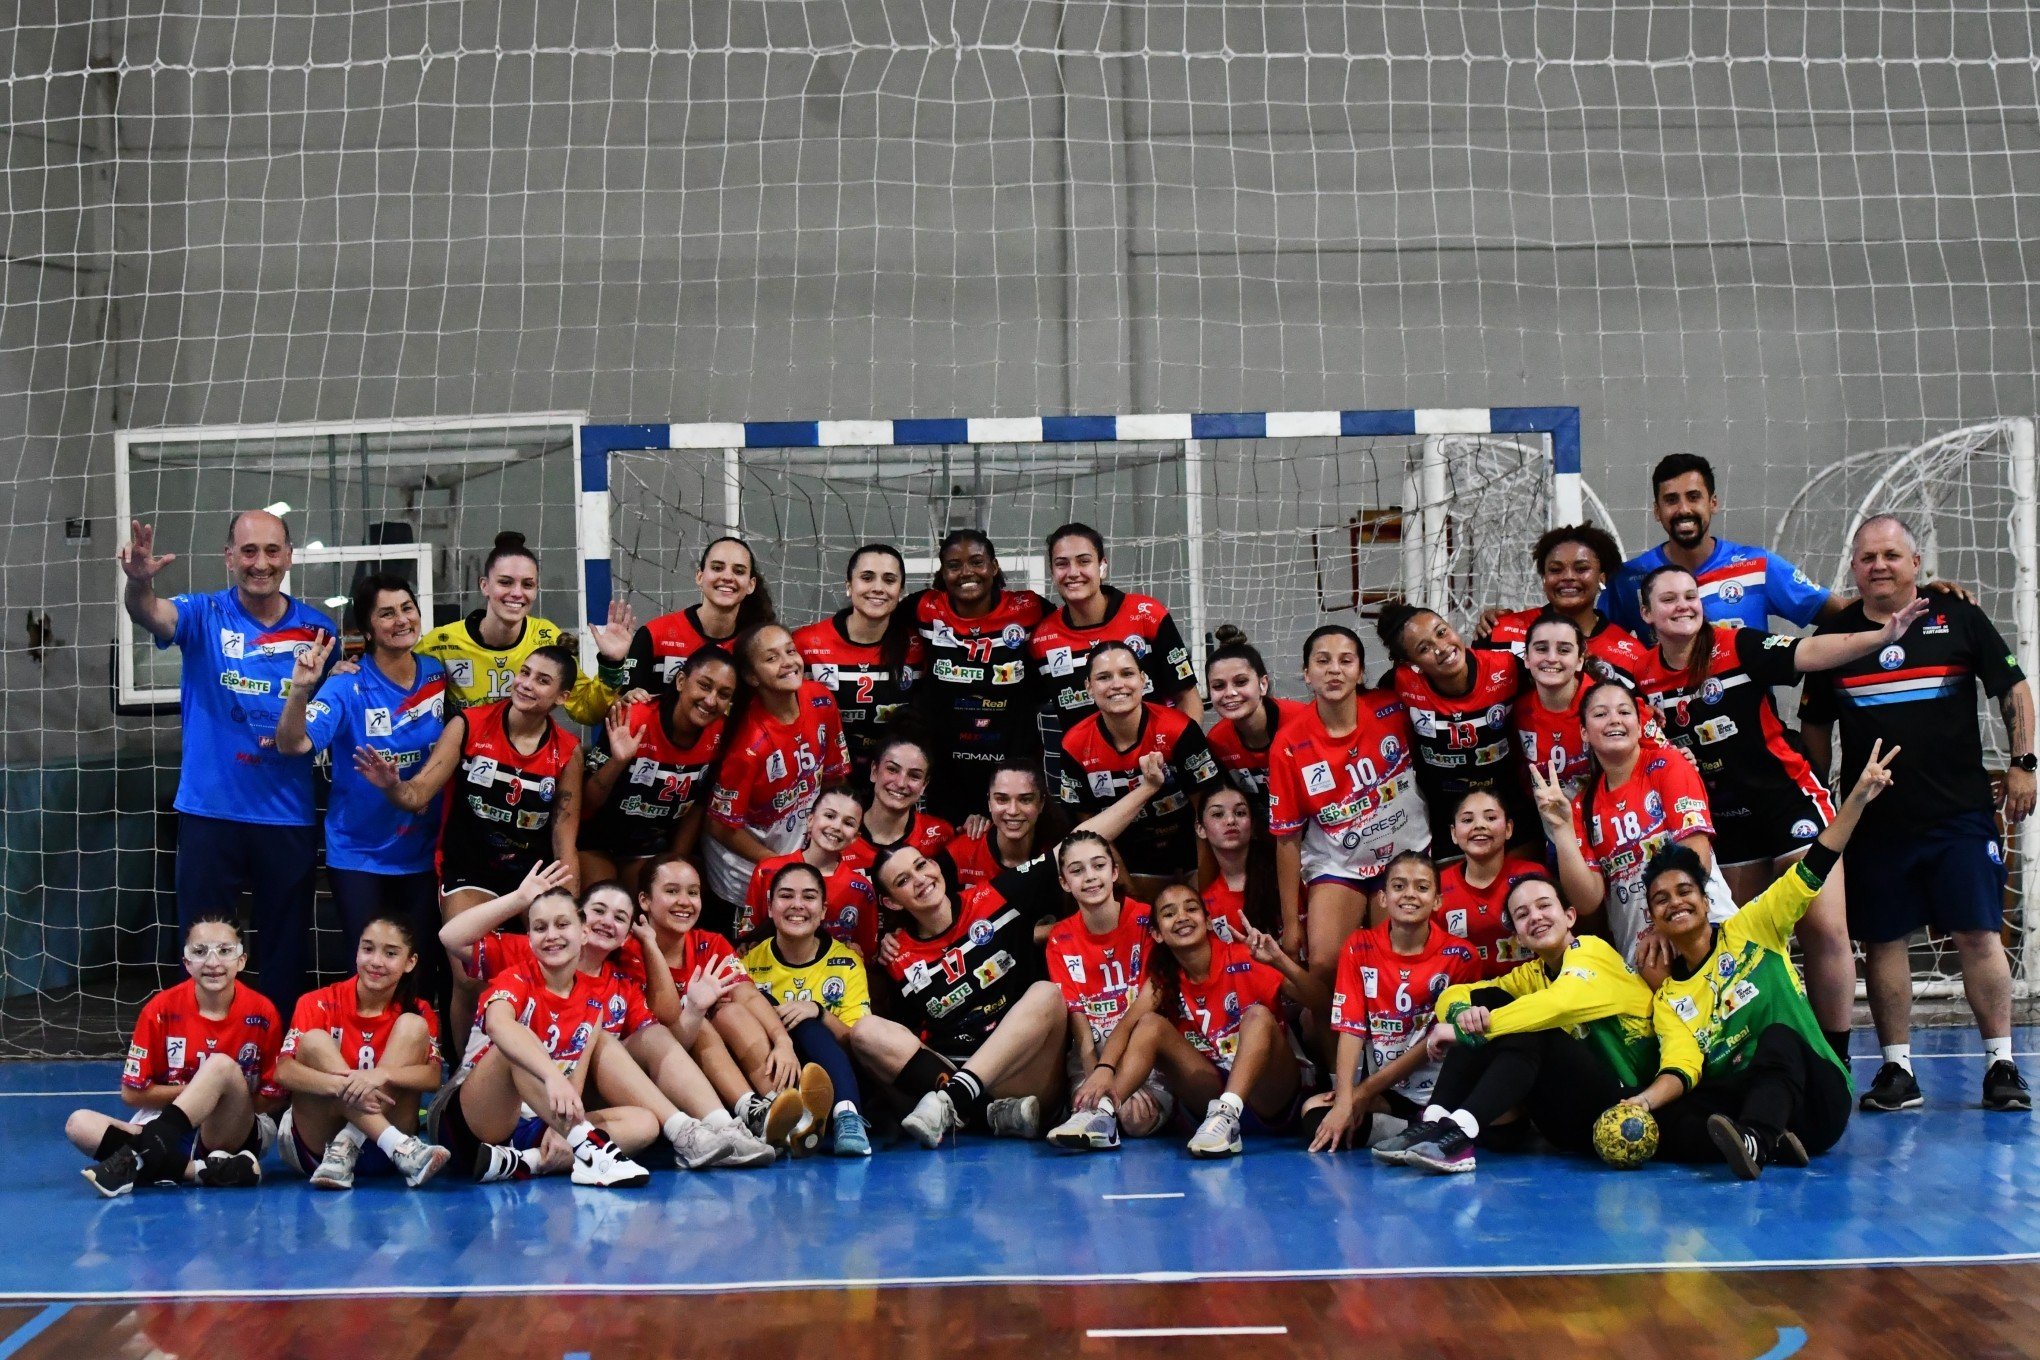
[310, 1170, 355, 1191]
[797, 1064, 834, 1154]
[1859, 1092, 1925, 1112]
[1706, 1114, 1763, 1180]
[1046, 1126, 1118, 1151]
[1772, 1131, 1810, 1168]
[81, 1167, 136, 1199]
[1406, 1149, 1476, 1175]
[1984, 1095, 2033, 1112]
[763, 1090, 809, 1149]
[399, 1144, 453, 1188]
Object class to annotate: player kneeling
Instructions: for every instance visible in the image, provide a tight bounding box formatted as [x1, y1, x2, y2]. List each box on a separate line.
[1070, 885, 1326, 1159]
[1614, 742, 1898, 1179]
[67, 917, 285, 1197]
[273, 914, 451, 1190]
[1375, 875, 1657, 1175]
[428, 887, 666, 1187]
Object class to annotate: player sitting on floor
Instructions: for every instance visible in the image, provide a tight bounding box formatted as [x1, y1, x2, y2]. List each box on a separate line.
[68, 916, 285, 1197]
[274, 913, 451, 1190]
[1074, 884, 1327, 1159]
[1616, 742, 1899, 1179]
[442, 864, 778, 1170]
[1306, 852, 1480, 1153]
[1373, 874, 1658, 1176]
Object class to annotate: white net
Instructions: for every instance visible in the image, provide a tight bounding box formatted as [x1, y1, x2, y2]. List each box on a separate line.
[6, 4, 2040, 1050]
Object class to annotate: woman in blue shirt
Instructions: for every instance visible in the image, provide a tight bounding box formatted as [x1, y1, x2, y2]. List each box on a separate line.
[277, 572, 448, 998]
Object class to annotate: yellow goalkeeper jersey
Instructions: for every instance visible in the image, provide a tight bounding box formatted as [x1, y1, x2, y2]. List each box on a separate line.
[417, 610, 616, 724]
[1435, 935, 1658, 1087]
[742, 935, 871, 1026]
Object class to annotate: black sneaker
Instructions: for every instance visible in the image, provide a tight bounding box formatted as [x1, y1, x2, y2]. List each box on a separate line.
[1984, 1061, 2032, 1112]
[1370, 1119, 1446, 1165]
[82, 1144, 147, 1198]
[1405, 1123, 1477, 1175]
[1858, 1061, 1924, 1112]
[1706, 1114, 1767, 1180]
[1771, 1130, 1810, 1168]
[193, 1149, 262, 1188]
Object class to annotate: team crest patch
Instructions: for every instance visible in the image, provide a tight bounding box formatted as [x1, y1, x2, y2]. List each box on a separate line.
[1790, 819, 1819, 839]
[1379, 735, 1403, 766]
[1989, 840, 2005, 866]
[1720, 582, 1745, 603]
[1644, 792, 1664, 823]
[1879, 645, 1905, 670]
[968, 919, 996, 947]
[1001, 624, 1028, 649]
[1487, 704, 1509, 730]
[1700, 678, 1723, 704]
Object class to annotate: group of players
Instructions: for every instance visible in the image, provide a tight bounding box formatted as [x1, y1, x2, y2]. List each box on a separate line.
[71, 450, 2033, 1196]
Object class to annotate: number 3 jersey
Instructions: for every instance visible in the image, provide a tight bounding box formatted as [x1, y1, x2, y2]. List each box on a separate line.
[1046, 900, 1154, 1048]
[440, 700, 581, 890]
[1266, 695, 1430, 882]
[282, 978, 443, 1070]
[881, 861, 1056, 1061]
[1330, 921, 1478, 1102]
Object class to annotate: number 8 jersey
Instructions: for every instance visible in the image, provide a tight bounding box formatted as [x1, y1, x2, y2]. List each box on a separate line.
[1266, 693, 1431, 884]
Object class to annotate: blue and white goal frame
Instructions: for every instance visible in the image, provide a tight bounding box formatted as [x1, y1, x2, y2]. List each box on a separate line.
[574, 404, 1583, 671]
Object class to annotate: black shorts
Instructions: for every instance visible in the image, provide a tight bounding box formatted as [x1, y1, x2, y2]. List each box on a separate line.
[575, 814, 672, 864]
[1712, 782, 1832, 867]
[438, 846, 541, 898]
[1841, 807, 2006, 944]
[429, 1081, 546, 1174]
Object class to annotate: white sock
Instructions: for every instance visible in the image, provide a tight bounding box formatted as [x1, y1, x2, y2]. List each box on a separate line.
[373, 1126, 407, 1157]
[517, 1147, 543, 1173]
[1445, 1108, 1480, 1139]
[1098, 1095, 1116, 1118]
[567, 1120, 597, 1150]
[661, 1112, 696, 1143]
[1881, 1044, 1914, 1074]
[334, 1123, 367, 1150]
[1218, 1092, 1245, 1118]
[833, 1099, 856, 1116]
[1985, 1036, 2015, 1066]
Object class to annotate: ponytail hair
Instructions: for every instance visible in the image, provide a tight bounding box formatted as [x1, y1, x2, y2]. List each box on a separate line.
[1373, 600, 1436, 665]
[483, 530, 538, 576]
[846, 543, 917, 675]
[357, 912, 424, 1016]
[526, 643, 578, 687]
[700, 536, 777, 632]
[1638, 564, 1711, 696]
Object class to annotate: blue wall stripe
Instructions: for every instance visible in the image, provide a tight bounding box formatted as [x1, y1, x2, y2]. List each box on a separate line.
[745, 421, 820, 448]
[1041, 414, 1119, 442]
[892, 418, 971, 445]
[1341, 409, 1419, 437]
[1191, 411, 1266, 439]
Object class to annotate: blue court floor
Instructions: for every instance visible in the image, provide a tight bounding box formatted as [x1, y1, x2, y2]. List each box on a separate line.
[2, 1028, 2035, 1303]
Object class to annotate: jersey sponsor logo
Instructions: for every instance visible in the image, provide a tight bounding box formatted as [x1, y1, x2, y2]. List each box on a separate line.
[1043, 646, 1077, 676]
[766, 750, 788, 781]
[991, 661, 1025, 685]
[1695, 716, 1738, 744]
[448, 658, 475, 687]
[220, 671, 274, 696]
[1671, 994, 1699, 1022]
[1446, 908, 1468, 936]
[165, 1035, 187, 1071]
[1359, 965, 1378, 999]
[934, 658, 985, 683]
[1185, 749, 1220, 782]
[1879, 645, 1905, 670]
[364, 707, 393, 737]
[1088, 771, 1118, 799]
[1673, 797, 1705, 815]
[219, 628, 246, 659]
[1762, 634, 1794, 649]
[1920, 615, 1951, 635]
[1168, 646, 1193, 680]
[466, 755, 499, 786]
[1061, 954, 1086, 984]
[305, 700, 331, 721]
[1303, 760, 1335, 795]
[972, 951, 1014, 987]
[927, 982, 973, 1018]
[514, 809, 547, 830]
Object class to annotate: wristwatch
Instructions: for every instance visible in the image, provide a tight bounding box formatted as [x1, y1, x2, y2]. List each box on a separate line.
[2011, 754, 2037, 773]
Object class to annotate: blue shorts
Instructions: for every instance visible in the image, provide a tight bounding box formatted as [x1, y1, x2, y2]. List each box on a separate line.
[1841, 807, 2006, 944]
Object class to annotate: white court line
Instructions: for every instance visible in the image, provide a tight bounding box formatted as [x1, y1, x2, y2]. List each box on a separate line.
[7, 1249, 2040, 1305]
[1102, 1193, 1186, 1201]
[0, 1091, 110, 1099]
[1088, 1326, 1287, 1338]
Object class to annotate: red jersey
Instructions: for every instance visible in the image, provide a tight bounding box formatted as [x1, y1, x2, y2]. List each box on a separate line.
[579, 697, 724, 859]
[1265, 695, 1429, 882]
[1056, 702, 1225, 877]
[1170, 934, 1286, 1072]
[737, 853, 879, 957]
[1393, 650, 1530, 828]
[440, 700, 580, 881]
[1574, 751, 1715, 956]
[623, 606, 734, 695]
[704, 680, 850, 901]
[1437, 856, 1547, 978]
[1198, 874, 1253, 944]
[1206, 696, 1304, 810]
[466, 931, 649, 990]
[1028, 587, 1197, 730]
[1485, 606, 1650, 686]
[1329, 921, 1479, 1102]
[282, 978, 443, 1069]
[474, 963, 657, 1077]
[793, 611, 927, 781]
[947, 829, 1020, 891]
[841, 811, 958, 880]
[1509, 683, 1594, 799]
[1046, 899, 1154, 1048]
[122, 979, 284, 1099]
[883, 862, 1060, 1058]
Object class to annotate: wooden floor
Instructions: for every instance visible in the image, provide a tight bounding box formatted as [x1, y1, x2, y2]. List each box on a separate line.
[11, 1264, 2040, 1359]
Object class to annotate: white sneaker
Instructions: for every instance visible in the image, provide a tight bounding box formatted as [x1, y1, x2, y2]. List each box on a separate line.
[571, 1137, 652, 1188]
[986, 1095, 1042, 1139]
[310, 1134, 361, 1191]
[1047, 1106, 1120, 1151]
[710, 1120, 778, 1170]
[1187, 1100, 1244, 1159]
[389, 1135, 452, 1189]
[901, 1089, 956, 1148]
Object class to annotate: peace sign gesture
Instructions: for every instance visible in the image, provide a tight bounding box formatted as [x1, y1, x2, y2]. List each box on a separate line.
[291, 630, 337, 691]
[1527, 749, 1575, 835]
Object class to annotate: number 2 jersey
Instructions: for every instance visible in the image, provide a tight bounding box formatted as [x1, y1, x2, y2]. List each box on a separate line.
[578, 696, 724, 860]
[440, 700, 581, 893]
[282, 978, 443, 1070]
[881, 860, 1056, 1062]
[1329, 921, 1479, 1102]
[793, 610, 925, 784]
[1046, 899, 1153, 1049]
[123, 979, 285, 1099]
[1266, 695, 1430, 883]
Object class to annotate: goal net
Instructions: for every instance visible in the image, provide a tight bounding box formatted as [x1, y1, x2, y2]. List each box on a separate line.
[1774, 418, 2040, 998]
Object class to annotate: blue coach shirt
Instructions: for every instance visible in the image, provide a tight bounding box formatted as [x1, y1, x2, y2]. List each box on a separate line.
[302, 653, 449, 874]
[1604, 536, 1831, 636]
[161, 588, 336, 826]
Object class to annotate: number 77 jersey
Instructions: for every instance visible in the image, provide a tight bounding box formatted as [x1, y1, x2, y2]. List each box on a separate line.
[1266, 692, 1432, 883]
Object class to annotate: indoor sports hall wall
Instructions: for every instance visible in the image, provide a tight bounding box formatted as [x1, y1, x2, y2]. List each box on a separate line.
[3, 1, 2037, 1019]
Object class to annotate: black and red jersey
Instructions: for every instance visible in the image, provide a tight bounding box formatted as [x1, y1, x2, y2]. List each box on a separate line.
[622, 607, 734, 696]
[841, 810, 958, 880]
[1637, 625, 1831, 827]
[1055, 702, 1225, 877]
[1393, 650, 1532, 830]
[880, 861, 1057, 1059]
[911, 586, 1050, 816]
[1206, 696, 1303, 814]
[578, 696, 725, 859]
[793, 610, 926, 783]
[1028, 587, 1196, 736]
[441, 700, 580, 878]
[1801, 596, 2025, 834]
[1482, 605, 1650, 686]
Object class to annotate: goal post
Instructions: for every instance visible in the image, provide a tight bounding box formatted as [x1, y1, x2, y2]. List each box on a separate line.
[577, 405, 1592, 686]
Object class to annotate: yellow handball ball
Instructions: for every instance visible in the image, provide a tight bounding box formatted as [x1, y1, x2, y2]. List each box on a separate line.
[1592, 1102, 1659, 1170]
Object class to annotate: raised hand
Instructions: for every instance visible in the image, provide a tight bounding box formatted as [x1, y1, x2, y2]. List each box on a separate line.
[1880, 594, 1931, 641]
[352, 745, 401, 790]
[291, 630, 336, 691]
[605, 703, 647, 764]
[1849, 738, 1900, 809]
[117, 520, 177, 583]
[588, 598, 639, 664]
[1243, 923, 1286, 967]
[1529, 750, 1575, 833]
[1136, 750, 1168, 792]
[516, 858, 575, 904]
